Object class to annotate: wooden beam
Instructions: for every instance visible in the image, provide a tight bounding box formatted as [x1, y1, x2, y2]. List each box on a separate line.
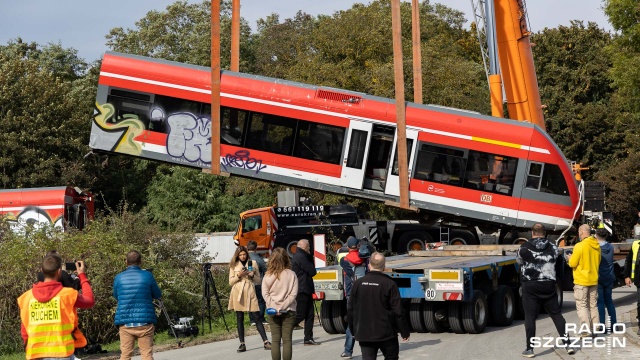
[230, 0, 240, 72]
[411, 0, 423, 104]
[391, 0, 410, 210]
[210, 0, 221, 175]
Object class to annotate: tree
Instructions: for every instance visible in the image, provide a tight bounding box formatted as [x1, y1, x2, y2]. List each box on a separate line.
[0, 40, 96, 189]
[532, 22, 623, 174]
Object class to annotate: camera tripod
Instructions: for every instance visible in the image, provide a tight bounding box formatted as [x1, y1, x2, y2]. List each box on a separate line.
[201, 263, 229, 333]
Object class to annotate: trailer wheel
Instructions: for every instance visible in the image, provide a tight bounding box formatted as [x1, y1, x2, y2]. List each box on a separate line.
[449, 231, 478, 245]
[331, 300, 347, 334]
[514, 286, 525, 320]
[447, 302, 466, 334]
[489, 285, 515, 326]
[542, 283, 564, 314]
[462, 290, 488, 334]
[397, 232, 431, 254]
[409, 299, 427, 333]
[320, 300, 337, 334]
[423, 301, 445, 333]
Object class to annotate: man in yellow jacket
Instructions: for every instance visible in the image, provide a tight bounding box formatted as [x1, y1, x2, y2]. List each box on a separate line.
[567, 224, 601, 336]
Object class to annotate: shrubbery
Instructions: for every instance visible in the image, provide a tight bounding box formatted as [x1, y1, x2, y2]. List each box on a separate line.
[0, 207, 232, 355]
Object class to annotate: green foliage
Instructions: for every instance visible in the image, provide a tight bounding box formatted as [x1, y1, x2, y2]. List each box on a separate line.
[0, 40, 95, 189]
[0, 210, 227, 355]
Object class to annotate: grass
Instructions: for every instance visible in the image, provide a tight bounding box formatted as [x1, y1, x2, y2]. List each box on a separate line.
[1, 312, 243, 360]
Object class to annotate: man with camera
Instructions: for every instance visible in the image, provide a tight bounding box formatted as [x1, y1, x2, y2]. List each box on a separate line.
[18, 255, 95, 360]
[113, 250, 162, 360]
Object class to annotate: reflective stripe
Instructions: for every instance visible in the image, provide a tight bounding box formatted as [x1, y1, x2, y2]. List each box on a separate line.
[30, 323, 75, 332]
[632, 241, 640, 281]
[27, 342, 74, 355]
[28, 333, 74, 344]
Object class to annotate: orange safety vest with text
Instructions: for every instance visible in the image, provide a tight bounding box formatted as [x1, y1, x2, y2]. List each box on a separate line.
[17, 287, 86, 359]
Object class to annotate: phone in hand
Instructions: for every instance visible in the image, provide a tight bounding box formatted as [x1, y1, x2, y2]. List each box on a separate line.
[65, 262, 77, 271]
[248, 264, 253, 272]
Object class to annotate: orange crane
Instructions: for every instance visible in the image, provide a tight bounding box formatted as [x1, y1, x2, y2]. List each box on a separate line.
[471, 0, 545, 131]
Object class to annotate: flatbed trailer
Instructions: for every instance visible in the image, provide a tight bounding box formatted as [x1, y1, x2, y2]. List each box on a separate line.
[314, 244, 630, 335]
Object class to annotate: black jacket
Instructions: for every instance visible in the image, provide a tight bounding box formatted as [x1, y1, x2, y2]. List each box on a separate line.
[291, 249, 316, 294]
[516, 237, 561, 282]
[36, 270, 81, 290]
[624, 241, 640, 286]
[347, 271, 410, 342]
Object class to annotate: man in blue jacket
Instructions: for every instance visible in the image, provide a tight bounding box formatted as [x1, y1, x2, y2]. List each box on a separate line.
[596, 228, 617, 333]
[113, 250, 162, 360]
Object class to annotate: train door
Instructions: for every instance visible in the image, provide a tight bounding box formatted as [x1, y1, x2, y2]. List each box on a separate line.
[385, 129, 419, 196]
[341, 120, 373, 189]
[363, 125, 396, 192]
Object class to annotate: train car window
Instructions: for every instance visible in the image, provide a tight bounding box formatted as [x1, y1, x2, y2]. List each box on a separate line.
[413, 143, 466, 186]
[540, 164, 570, 195]
[107, 90, 151, 128]
[464, 150, 516, 195]
[246, 113, 296, 156]
[220, 107, 248, 146]
[150, 94, 202, 133]
[346, 130, 368, 168]
[391, 139, 413, 176]
[294, 121, 345, 165]
[526, 162, 543, 190]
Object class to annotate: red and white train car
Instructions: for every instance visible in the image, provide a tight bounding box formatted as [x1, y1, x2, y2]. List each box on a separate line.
[0, 186, 94, 231]
[90, 52, 579, 242]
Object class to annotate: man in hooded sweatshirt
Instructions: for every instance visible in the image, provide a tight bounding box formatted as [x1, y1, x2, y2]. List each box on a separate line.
[18, 255, 95, 360]
[595, 228, 616, 333]
[567, 224, 601, 336]
[517, 223, 573, 357]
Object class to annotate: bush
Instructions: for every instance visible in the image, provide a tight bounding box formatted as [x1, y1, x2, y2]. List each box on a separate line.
[0, 206, 230, 355]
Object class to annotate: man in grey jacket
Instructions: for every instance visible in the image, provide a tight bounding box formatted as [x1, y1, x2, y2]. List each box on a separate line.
[247, 240, 268, 324]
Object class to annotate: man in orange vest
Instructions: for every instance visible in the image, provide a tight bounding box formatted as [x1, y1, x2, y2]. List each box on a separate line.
[18, 255, 95, 359]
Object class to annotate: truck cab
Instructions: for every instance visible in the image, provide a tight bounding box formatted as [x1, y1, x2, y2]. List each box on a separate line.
[233, 206, 274, 252]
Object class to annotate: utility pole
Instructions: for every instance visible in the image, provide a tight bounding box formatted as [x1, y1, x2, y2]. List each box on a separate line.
[210, 0, 221, 175]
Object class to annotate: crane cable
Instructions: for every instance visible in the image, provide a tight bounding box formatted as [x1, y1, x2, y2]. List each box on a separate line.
[557, 179, 584, 245]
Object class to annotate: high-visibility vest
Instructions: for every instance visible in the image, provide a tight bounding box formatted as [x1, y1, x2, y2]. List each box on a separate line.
[632, 241, 640, 281]
[17, 287, 85, 359]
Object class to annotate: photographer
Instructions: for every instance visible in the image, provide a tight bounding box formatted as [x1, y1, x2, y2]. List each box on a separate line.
[18, 255, 94, 359]
[36, 250, 80, 290]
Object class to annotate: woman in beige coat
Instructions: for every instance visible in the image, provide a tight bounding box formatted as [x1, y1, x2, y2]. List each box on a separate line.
[229, 246, 271, 352]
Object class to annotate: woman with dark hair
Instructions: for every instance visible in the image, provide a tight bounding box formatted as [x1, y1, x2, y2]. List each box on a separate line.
[228, 246, 271, 352]
[262, 248, 298, 360]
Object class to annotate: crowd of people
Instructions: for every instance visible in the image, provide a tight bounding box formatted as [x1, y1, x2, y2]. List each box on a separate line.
[16, 222, 640, 360]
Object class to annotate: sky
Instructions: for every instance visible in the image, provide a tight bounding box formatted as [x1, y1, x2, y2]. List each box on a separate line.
[0, 0, 612, 63]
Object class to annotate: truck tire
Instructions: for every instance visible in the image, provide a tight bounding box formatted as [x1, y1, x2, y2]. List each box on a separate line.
[331, 300, 347, 334]
[514, 285, 525, 320]
[320, 300, 337, 334]
[409, 299, 427, 333]
[541, 283, 564, 314]
[423, 301, 445, 333]
[488, 285, 515, 326]
[449, 231, 478, 245]
[397, 232, 431, 254]
[462, 290, 488, 334]
[447, 302, 466, 334]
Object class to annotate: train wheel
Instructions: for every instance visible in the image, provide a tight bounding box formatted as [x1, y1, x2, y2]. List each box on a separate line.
[462, 290, 488, 334]
[397, 232, 431, 254]
[331, 300, 347, 334]
[488, 285, 515, 326]
[320, 300, 337, 334]
[409, 299, 427, 333]
[423, 301, 445, 333]
[447, 302, 466, 334]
